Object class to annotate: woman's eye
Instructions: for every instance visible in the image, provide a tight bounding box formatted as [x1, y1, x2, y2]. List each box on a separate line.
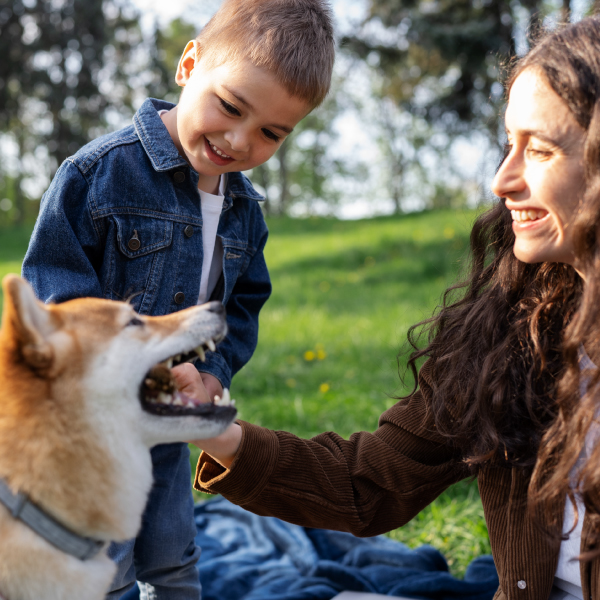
[527, 147, 551, 157]
[126, 317, 144, 327]
[220, 98, 240, 116]
[262, 128, 280, 142]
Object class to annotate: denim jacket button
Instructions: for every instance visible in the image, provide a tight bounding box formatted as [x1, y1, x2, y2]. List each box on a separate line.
[173, 171, 185, 184]
[127, 230, 141, 251]
[184, 225, 194, 238]
[174, 292, 185, 304]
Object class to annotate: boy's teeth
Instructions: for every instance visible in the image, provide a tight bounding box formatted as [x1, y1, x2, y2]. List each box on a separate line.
[210, 143, 231, 159]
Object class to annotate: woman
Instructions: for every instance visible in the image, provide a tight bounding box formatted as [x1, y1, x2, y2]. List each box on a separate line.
[187, 17, 600, 600]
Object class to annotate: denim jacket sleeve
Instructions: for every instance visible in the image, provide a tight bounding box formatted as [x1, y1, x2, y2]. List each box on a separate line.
[198, 226, 271, 390]
[22, 160, 104, 303]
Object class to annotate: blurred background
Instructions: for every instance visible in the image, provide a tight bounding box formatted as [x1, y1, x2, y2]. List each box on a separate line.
[1, 0, 597, 577]
[1, 0, 596, 224]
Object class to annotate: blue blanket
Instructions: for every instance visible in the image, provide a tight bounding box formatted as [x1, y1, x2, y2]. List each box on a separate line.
[124, 497, 498, 600]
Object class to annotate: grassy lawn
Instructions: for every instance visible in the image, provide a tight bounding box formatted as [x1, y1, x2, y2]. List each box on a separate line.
[0, 209, 491, 577]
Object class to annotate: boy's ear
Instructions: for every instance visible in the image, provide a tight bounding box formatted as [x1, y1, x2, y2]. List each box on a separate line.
[1, 275, 57, 371]
[175, 40, 200, 87]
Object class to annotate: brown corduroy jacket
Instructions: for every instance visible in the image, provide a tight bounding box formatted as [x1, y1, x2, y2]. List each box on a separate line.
[195, 361, 600, 600]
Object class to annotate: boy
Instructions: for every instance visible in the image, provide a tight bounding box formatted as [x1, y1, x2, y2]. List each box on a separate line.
[21, 0, 335, 598]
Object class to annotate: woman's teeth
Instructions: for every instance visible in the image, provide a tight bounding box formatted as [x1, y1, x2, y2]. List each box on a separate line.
[210, 142, 232, 159]
[511, 209, 547, 222]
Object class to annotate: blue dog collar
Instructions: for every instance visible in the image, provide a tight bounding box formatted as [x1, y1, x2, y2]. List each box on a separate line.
[0, 477, 104, 561]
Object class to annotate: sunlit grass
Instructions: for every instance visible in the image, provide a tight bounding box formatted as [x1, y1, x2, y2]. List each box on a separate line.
[0, 209, 491, 577]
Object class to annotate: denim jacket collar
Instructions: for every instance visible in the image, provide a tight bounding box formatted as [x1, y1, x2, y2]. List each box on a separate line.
[133, 98, 264, 209]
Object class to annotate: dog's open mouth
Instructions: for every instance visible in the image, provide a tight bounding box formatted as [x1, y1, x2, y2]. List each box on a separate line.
[140, 341, 235, 417]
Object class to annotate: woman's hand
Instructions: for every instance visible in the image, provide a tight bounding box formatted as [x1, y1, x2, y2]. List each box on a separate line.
[189, 423, 243, 469]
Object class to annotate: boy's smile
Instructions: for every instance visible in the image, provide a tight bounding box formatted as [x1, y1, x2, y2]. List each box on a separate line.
[161, 41, 312, 195]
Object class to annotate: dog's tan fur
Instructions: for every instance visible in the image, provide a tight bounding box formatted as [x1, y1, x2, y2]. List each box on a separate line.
[0, 275, 235, 600]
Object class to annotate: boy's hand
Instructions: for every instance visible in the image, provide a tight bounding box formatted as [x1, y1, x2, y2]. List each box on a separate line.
[171, 365, 224, 403]
[199, 372, 224, 402]
[171, 363, 211, 404]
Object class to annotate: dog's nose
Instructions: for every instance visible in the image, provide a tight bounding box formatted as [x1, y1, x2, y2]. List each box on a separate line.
[205, 301, 225, 316]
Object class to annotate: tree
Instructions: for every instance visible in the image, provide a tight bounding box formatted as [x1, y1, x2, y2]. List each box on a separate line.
[0, 0, 142, 223]
[340, 0, 541, 138]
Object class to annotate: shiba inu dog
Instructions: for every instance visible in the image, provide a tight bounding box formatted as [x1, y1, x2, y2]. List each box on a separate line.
[0, 275, 237, 600]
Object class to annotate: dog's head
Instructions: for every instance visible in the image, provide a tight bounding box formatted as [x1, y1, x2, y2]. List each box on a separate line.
[0, 275, 237, 448]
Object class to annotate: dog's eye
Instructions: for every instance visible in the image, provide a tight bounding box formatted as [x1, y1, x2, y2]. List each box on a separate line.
[126, 317, 144, 327]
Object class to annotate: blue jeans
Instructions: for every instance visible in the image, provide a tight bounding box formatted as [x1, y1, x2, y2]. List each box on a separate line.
[106, 443, 202, 600]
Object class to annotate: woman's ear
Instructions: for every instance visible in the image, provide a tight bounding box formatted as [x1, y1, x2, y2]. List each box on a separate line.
[175, 40, 199, 87]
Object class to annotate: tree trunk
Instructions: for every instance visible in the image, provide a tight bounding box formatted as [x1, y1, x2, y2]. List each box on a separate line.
[254, 164, 271, 216]
[277, 139, 289, 216]
[561, 0, 570, 22]
[14, 130, 25, 226]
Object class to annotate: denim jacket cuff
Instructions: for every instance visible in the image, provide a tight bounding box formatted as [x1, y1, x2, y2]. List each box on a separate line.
[197, 352, 232, 390]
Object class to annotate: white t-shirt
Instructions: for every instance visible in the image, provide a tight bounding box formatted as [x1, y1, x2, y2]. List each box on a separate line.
[157, 108, 224, 304]
[197, 177, 225, 304]
[552, 350, 598, 600]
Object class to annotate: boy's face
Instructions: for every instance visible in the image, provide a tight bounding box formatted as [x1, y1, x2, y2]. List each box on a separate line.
[166, 41, 312, 194]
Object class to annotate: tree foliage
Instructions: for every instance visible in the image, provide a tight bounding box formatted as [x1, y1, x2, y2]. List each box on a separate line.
[341, 0, 542, 135]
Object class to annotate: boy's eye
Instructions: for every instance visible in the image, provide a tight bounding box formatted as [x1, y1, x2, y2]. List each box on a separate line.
[262, 128, 280, 142]
[220, 98, 241, 116]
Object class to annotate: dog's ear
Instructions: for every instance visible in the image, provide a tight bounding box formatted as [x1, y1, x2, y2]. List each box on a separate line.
[2, 275, 57, 370]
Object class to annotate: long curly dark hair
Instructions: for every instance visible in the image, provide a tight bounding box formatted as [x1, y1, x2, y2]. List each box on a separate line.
[406, 17, 600, 541]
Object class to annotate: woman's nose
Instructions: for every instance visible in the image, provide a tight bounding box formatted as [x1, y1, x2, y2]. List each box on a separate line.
[491, 150, 525, 199]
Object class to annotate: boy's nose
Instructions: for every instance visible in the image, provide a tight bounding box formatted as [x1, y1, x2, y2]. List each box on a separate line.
[224, 130, 250, 154]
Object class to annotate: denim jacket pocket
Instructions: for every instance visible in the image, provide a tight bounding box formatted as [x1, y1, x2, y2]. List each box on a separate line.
[109, 214, 174, 313]
[221, 237, 251, 304]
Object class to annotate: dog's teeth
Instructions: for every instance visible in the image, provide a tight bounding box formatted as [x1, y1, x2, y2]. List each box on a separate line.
[158, 392, 172, 405]
[207, 339, 216, 352]
[175, 354, 181, 363]
[166, 358, 173, 369]
[214, 389, 234, 407]
[195, 346, 206, 361]
[173, 396, 183, 406]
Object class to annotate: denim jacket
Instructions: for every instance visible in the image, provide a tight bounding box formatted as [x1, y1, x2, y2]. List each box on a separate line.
[23, 98, 271, 389]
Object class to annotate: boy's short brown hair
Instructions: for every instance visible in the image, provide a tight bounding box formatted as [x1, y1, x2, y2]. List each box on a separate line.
[196, 0, 335, 108]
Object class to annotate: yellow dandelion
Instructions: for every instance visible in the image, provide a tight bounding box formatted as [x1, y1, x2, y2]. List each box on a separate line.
[443, 227, 455, 239]
[304, 350, 316, 361]
[317, 349, 327, 360]
[319, 383, 330, 393]
[286, 378, 296, 388]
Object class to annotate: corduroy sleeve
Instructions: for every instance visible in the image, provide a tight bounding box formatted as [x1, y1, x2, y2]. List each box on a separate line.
[194, 361, 467, 537]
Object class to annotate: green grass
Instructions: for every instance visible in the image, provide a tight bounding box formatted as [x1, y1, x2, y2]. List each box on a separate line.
[0, 209, 491, 577]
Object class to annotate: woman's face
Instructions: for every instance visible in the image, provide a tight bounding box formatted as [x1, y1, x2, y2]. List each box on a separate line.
[491, 68, 586, 267]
